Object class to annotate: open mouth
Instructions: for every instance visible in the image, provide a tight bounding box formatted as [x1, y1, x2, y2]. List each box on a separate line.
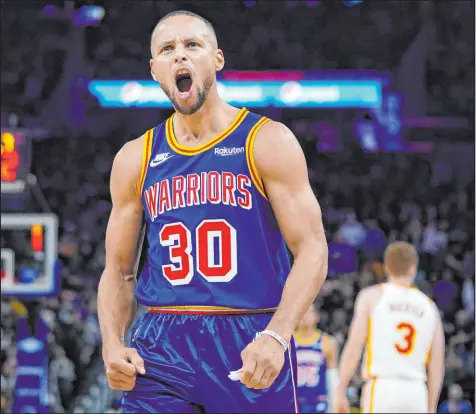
[175, 71, 193, 94]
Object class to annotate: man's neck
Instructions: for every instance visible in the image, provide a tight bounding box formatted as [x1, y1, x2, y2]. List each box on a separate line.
[174, 90, 235, 141]
[387, 275, 414, 287]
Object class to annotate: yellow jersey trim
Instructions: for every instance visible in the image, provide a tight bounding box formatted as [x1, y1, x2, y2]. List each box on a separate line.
[166, 108, 248, 156]
[424, 345, 431, 366]
[363, 316, 373, 379]
[245, 117, 270, 199]
[388, 281, 418, 290]
[369, 378, 377, 413]
[147, 305, 277, 314]
[294, 329, 320, 346]
[138, 128, 154, 194]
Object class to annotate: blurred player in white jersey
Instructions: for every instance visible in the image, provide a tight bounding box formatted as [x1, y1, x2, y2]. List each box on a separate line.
[335, 241, 445, 413]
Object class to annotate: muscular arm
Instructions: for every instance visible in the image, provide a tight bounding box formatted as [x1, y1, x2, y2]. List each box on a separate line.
[427, 307, 445, 413]
[98, 138, 144, 359]
[239, 121, 327, 389]
[256, 121, 328, 343]
[337, 289, 371, 392]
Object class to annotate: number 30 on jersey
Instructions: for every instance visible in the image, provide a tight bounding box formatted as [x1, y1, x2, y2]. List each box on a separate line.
[159, 219, 237, 285]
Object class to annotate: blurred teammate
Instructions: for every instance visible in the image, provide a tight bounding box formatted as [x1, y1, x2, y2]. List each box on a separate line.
[438, 384, 473, 414]
[335, 242, 445, 413]
[97, 9, 328, 413]
[295, 304, 339, 413]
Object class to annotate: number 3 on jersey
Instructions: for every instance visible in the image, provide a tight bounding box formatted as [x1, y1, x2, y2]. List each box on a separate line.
[159, 219, 237, 285]
[395, 322, 416, 355]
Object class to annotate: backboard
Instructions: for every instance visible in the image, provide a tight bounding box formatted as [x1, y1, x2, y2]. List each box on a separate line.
[1, 213, 60, 298]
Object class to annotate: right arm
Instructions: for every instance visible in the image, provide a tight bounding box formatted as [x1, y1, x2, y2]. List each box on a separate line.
[427, 306, 445, 413]
[335, 288, 372, 413]
[98, 137, 146, 389]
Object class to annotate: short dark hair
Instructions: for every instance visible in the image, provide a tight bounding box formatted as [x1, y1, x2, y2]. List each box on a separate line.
[151, 10, 218, 54]
[157, 10, 216, 37]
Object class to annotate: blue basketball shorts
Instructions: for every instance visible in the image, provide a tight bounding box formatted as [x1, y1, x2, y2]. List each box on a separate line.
[121, 310, 298, 413]
[298, 400, 328, 413]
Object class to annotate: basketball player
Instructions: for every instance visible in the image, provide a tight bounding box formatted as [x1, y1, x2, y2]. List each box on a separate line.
[295, 304, 339, 413]
[97, 10, 328, 413]
[335, 242, 445, 414]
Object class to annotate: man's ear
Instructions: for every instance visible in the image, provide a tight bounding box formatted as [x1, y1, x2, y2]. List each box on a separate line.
[150, 60, 157, 81]
[215, 49, 225, 72]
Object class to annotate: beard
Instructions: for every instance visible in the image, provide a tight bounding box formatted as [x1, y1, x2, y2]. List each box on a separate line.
[163, 74, 214, 116]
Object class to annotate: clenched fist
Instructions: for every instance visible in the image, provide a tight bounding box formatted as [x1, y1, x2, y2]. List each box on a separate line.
[104, 346, 146, 391]
[240, 334, 285, 389]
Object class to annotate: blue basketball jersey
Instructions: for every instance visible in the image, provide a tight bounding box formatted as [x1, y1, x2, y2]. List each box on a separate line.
[135, 108, 291, 310]
[295, 330, 328, 404]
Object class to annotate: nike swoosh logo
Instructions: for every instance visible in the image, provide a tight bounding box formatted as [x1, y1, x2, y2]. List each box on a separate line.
[150, 155, 174, 167]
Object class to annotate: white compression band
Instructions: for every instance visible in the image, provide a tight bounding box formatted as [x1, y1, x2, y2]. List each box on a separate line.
[257, 330, 288, 352]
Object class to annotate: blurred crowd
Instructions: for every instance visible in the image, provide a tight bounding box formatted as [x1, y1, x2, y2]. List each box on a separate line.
[1, 1, 474, 123]
[309, 151, 475, 408]
[1, 295, 102, 412]
[1, 1, 474, 413]
[2, 141, 474, 412]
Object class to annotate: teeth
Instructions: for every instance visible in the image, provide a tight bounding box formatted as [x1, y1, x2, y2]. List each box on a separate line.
[176, 70, 191, 77]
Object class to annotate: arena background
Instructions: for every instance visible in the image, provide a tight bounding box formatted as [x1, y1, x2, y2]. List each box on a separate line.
[1, 1, 474, 413]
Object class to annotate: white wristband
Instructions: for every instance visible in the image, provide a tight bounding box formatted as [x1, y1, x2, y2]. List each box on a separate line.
[257, 329, 288, 352]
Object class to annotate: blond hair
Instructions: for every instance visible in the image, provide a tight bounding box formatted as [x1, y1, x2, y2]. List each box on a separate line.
[384, 241, 419, 277]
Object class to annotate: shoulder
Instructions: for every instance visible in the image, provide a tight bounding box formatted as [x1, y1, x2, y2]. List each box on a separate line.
[110, 134, 148, 196]
[115, 123, 160, 164]
[323, 332, 338, 349]
[252, 119, 307, 179]
[113, 135, 145, 176]
[412, 287, 438, 313]
[355, 284, 383, 313]
[322, 332, 338, 359]
[116, 134, 145, 160]
[414, 286, 434, 303]
[254, 120, 300, 153]
[358, 284, 383, 301]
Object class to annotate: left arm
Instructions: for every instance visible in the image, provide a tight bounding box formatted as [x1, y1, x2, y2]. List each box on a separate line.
[240, 121, 328, 389]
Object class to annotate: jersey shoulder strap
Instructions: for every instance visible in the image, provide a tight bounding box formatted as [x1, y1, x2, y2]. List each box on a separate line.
[241, 111, 271, 200]
[138, 126, 156, 194]
[295, 329, 320, 347]
[137, 121, 169, 194]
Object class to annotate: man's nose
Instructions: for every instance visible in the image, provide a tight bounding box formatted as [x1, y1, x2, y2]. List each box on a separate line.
[174, 45, 188, 63]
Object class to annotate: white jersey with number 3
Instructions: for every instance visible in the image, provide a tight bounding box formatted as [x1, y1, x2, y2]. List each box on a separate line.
[362, 283, 437, 382]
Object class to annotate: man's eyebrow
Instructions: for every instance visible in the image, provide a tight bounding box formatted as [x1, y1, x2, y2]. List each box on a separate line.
[157, 38, 174, 46]
[157, 36, 202, 46]
[183, 36, 202, 42]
